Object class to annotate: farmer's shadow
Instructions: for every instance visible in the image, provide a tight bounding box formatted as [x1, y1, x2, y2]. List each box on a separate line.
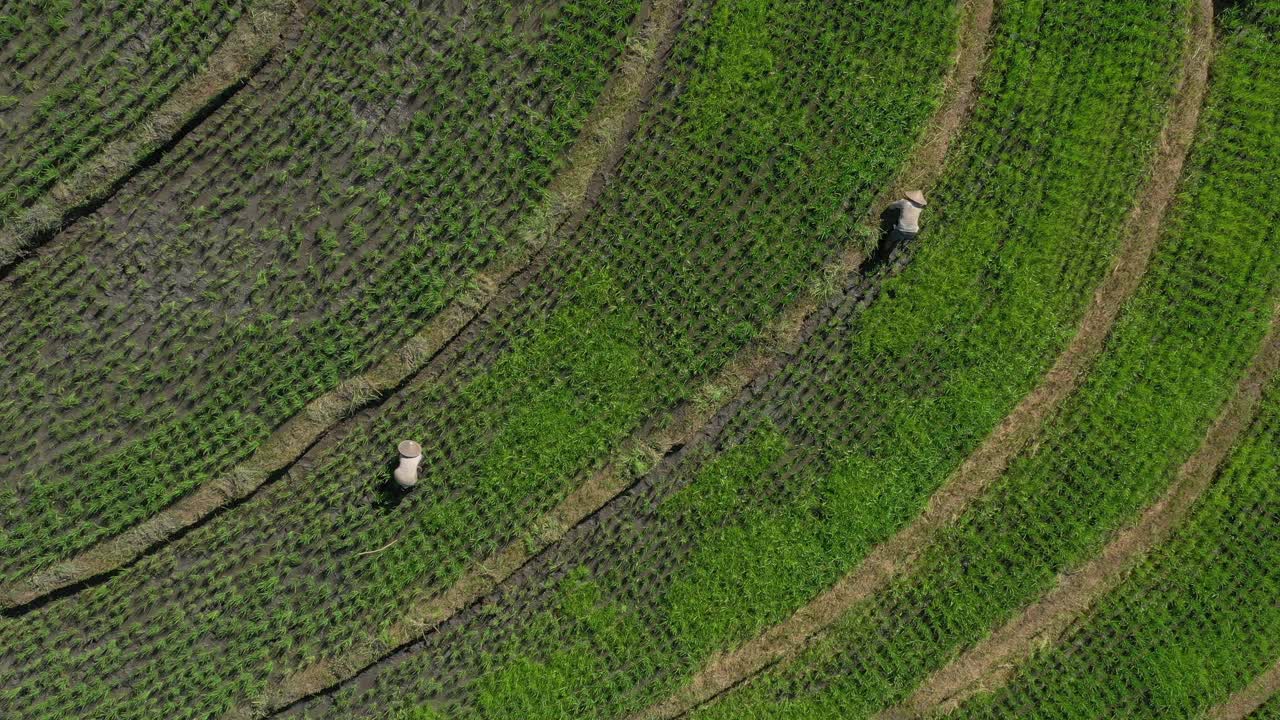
[373, 458, 408, 510]
[869, 205, 904, 267]
[1212, 0, 1245, 17]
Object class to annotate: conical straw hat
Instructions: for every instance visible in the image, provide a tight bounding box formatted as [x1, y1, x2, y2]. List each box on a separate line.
[905, 189, 927, 206]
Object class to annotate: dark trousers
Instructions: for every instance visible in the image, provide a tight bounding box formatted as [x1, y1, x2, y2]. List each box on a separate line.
[888, 227, 918, 250]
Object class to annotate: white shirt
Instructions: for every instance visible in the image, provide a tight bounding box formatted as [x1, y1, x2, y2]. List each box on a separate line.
[890, 199, 924, 233]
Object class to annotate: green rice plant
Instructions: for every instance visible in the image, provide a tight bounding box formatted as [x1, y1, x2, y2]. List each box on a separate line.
[0, 0, 956, 716]
[941, 9, 1280, 715]
[1255, 692, 1280, 719]
[0, 0, 251, 226]
[952, 383, 1280, 718]
[289, 1, 1209, 717]
[679, 4, 1280, 718]
[0, 0, 639, 581]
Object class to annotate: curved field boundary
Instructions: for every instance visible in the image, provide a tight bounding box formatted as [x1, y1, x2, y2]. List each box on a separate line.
[872, 0, 992, 212]
[0, 0, 303, 275]
[878, 302, 1280, 720]
[241, 0, 997, 716]
[0, 0, 683, 613]
[632, 0, 1214, 716]
[1206, 660, 1280, 720]
[239, 247, 869, 720]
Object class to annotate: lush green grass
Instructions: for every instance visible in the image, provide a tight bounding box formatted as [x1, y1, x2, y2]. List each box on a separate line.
[283, 1, 1196, 718]
[0, 0, 638, 581]
[0, 0, 956, 716]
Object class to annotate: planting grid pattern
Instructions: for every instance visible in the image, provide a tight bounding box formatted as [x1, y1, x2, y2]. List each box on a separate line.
[1, 0, 1277, 718]
[280, 0, 1205, 718]
[0, 0, 251, 226]
[944, 9, 1280, 716]
[0, 0, 957, 717]
[0, 0, 638, 583]
[947, 372, 1280, 717]
[689, 3, 1280, 717]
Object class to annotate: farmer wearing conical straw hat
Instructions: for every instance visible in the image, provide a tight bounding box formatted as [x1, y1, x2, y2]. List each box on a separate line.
[888, 189, 927, 247]
[393, 440, 422, 490]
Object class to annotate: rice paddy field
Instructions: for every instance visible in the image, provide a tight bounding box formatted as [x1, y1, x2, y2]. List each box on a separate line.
[0, 0, 1277, 718]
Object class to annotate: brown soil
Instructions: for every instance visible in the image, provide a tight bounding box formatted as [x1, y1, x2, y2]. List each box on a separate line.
[0, 0, 303, 274]
[1206, 659, 1280, 720]
[634, 0, 1215, 716]
[880, 304, 1279, 720]
[0, 0, 681, 614]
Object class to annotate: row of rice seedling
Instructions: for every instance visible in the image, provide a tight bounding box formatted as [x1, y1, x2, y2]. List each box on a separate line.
[275, 1, 1198, 718]
[0, 0, 959, 716]
[682, 5, 1280, 718]
[0, 0, 640, 584]
[0, 0, 252, 229]
[944, 8, 1280, 716]
[948, 379, 1280, 718]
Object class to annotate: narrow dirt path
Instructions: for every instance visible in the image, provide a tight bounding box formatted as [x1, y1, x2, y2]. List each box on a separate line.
[1206, 659, 1280, 720]
[872, 0, 992, 211]
[0, 0, 304, 276]
[633, 0, 1213, 717]
[239, 0, 1001, 715]
[878, 305, 1280, 720]
[0, 0, 683, 614]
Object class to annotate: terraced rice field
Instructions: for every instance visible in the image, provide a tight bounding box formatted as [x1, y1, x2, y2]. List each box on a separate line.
[0, 0, 1277, 718]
